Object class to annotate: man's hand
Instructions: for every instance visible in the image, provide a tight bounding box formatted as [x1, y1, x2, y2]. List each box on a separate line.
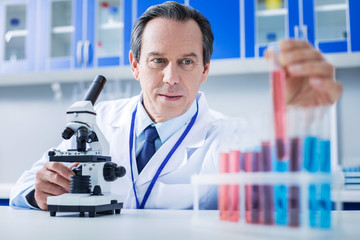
[34, 162, 78, 210]
[276, 39, 343, 106]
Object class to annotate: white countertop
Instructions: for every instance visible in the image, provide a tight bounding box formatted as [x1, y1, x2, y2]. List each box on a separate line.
[0, 207, 360, 240]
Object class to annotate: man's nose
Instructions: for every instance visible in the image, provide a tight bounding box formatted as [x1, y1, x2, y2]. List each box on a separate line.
[162, 63, 180, 85]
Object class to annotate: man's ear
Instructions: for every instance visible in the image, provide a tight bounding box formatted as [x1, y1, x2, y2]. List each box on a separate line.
[129, 50, 140, 80]
[201, 61, 210, 84]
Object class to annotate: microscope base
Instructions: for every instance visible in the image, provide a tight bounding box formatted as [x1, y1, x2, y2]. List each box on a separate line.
[47, 193, 123, 217]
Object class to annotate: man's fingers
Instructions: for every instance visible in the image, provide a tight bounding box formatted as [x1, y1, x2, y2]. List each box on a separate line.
[36, 167, 71, 191]
[35, 180, 68, 196]
[44, 162, 75, 181]
[34, 162, 78, 210]
[286, 61, 334, 78]
[280, 39, 311, 51]
[69, 162, 80, 170]
[288, 78, 343, 106]
[310, 78, 343, 104]
[34, 190, 48, 210]
[279, 48, 323, 66]
[34, 189, 58, 211]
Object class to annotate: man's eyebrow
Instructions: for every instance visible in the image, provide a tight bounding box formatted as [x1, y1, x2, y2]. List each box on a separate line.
[146, 52, 199, 59]
[147, 51, 164, 57]
[182, 52, 199, 59]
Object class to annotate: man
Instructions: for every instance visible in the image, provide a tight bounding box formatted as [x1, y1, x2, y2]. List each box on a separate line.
[10, 1, 342, 210]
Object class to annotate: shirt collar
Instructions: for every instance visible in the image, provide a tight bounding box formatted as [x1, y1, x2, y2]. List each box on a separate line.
[135, 93, 197, 144]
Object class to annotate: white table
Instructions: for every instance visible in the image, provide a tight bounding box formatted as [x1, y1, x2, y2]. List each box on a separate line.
[0, 206, 360, 240]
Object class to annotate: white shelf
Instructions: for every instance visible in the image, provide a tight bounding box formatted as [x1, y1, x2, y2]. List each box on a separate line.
[99, 22, 124, 30]
[52, 25, 74, 34]
[0, 53, 359, 86]
[0, 65, 134, 86]
[256, 8, 288, 17]
[315, 3, 347, 12]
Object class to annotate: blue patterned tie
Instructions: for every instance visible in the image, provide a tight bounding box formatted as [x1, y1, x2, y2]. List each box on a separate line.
[136, 125, 159, 173]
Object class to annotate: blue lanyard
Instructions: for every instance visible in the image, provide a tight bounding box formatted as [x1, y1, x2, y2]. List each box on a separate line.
[129, 100, 199, 209]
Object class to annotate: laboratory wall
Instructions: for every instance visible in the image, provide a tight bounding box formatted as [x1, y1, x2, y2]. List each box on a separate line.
[0, 67, 359, 184]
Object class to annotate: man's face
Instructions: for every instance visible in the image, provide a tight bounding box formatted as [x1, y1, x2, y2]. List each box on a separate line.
[130, 18, 210, 122]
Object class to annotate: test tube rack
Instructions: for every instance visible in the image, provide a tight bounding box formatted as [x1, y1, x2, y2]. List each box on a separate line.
[191, 171, 344, 239]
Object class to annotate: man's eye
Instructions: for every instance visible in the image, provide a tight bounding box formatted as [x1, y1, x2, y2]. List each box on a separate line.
[183, 59, 193, 65]
[153, 58, 164, 63]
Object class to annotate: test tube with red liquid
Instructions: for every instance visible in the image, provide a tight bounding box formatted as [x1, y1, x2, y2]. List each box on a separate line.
[219, 152, 230, 221]
[228, 119, 242, 222]
[229, 150, 240, 222]
[268, 44, 287, 161]
[219, 119, 241, 221]
[244, 151, 253, 223]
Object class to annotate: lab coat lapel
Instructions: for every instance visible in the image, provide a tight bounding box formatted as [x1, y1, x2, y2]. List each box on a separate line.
[107, 96, 140, 183]
[135, 93, 211, 187]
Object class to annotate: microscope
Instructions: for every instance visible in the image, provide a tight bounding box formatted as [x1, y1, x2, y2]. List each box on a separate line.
[47, 75, 126, 217]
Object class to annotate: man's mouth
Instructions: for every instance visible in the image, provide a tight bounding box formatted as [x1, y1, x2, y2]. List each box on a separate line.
[159, 93, 182, 101]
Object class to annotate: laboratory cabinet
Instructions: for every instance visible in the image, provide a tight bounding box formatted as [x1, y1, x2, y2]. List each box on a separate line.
[37, 0, 132, 70]
[0, 0, 360, 77]
[136, 0, 241, 60]
[245, 0, 360, 58]
[0, 0, 37, 73]
[303, 0, 360, 53]
[188, 0, 241, 59]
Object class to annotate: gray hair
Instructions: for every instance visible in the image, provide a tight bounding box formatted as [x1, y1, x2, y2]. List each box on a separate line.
[130, 1, 214, 66]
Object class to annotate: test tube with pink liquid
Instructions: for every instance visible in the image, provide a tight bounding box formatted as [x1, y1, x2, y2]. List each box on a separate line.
[268, 43, 287, 161]
[218, 119, 242, 221]
[228, 119, 242, 222]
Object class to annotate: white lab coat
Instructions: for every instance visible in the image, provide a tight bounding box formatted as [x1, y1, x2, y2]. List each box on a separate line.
[10, 92, 225, 209]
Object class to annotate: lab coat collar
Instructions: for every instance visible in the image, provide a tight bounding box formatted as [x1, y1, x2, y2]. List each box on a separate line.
[109, 95, 139, 128]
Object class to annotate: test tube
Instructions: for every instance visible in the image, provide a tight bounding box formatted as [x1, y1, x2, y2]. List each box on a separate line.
[219, 151, 230, 221]
[303, 107, 321, 228]
[218, 119, 233, 221]
[288, 107, 303, 227]
[273, 131, 289, 225]
[261, 141, 273, 225]
[228, 119, 242, 222]
[219, 119, 230, 221]
[244, 151, 253, 224]
[318, 106, 331, 229]
[251, 151, 261, 224]
[250, 116, 263, 224]
[243, 118, 261, 224]
[260, 113, 274, 225]
[274, 156, 288, 225]
[268, 43, 287, 161]
[241, 119, 253, 224]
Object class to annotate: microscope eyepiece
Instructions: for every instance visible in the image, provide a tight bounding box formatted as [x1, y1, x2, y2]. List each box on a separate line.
[83, 75, 107, 105]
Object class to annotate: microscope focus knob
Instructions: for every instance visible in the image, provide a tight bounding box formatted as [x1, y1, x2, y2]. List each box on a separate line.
[62, 127, 75, 140]
[103, 162, 126, 182]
